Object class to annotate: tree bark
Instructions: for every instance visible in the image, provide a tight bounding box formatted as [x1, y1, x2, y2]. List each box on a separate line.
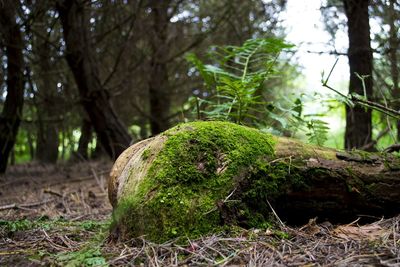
[114, 135, 400, 224]
[148, 0, 172, 135]
[272, 138, 400, 224]
[34, 18, 60, 164]
[57, 0, 132, 159]
[0, 1, 25, 173]
[343, 0, 373, 150]
[387, 0, 400, 140]
[77, 118, 92, 160]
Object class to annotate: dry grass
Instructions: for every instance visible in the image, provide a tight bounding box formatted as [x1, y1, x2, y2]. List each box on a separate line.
[103, 217, 400, 266]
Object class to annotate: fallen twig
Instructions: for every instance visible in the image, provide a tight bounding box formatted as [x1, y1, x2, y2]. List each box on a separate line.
[43, 189, 63, 197]
[91, 167, 107, 194]
[0, 199, 54, 211]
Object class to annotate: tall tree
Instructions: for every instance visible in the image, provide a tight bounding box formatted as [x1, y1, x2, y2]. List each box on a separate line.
[343, 0, 373, 150]
[387, 0, 400, 140]
[32, 9, 60, 163]
[76, 118, 92, 160]
[56, 0, 132, 159]
[147, 0, 172, 134]
[0, 0, 25, 173]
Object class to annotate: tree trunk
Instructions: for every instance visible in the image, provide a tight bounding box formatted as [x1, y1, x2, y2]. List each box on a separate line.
[57, 0, 132, 159]
[108, 122, 400, 242]
[148, 0, 172, 135]
[0, 1, 24, 173]
[343, 0, 373, 150]
[36, 120, 59, 163]
[387, 0, 400, 140]
[92, 135, 107, 159]
[77, 118, 92, 160]
[34, 13, 60, 164]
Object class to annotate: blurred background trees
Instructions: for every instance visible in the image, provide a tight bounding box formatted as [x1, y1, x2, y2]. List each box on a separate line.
[0, 0, 399, 173]
[0, 0, 24, 172]
[322, 0, 400, 150]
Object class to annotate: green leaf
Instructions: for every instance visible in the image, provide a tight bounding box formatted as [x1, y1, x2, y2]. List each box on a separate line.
[293, 98, 302, 117]
[186, 37, 293, 124]
[306, 119, 329, 146]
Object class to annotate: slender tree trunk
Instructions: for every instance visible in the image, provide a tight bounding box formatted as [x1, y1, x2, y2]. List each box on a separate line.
[343, 0, 373, 150]
[148, 1, 172, 135]
[92, 135, 107, 159]
[77, 118, 92, 160]
[36, 117, 59, 163]
[138, 117, 148, 139]
[57, 0, 132, 159]
[35, 93, 59, 163]
[10, 148, 15, 166]
[0, 1, 24, 173]
[34, 14, 60, 164]
[388, 0, 400, 140]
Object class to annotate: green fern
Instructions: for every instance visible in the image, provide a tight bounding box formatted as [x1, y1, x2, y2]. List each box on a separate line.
[306, 119, 329, 146]
[186, 38, 293, 124]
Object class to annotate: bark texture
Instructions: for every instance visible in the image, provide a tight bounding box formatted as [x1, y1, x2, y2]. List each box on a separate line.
[273, 138, 400, 223]
[388, 0, 400, 140]
[77, 118, 92, 160]
[34, 14, 60, 163]
[148, 0, 172, 135]
[108, 122, 400, 242]
[57, 0, 132, 159]
[343, 0, 373, 150]
[0, 1, 25, 173]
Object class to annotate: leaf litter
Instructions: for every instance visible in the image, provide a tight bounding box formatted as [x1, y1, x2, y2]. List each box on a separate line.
[0, 161, 399, 266]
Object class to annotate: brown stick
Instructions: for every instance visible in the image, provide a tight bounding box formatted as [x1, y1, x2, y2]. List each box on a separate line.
[0, 199, 54, 211]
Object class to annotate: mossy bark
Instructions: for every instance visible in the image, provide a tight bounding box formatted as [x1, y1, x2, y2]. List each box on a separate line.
[108, 121, 400, 242]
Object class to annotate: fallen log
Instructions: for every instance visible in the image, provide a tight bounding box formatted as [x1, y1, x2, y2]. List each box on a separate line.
[108, 121, 400, 242]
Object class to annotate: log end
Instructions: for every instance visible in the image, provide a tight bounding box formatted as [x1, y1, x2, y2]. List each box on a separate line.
[108, 121, 276, 242]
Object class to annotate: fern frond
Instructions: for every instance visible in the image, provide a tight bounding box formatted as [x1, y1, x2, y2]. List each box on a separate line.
[186, 37, 293, 124]
[306, 119, 329, 146]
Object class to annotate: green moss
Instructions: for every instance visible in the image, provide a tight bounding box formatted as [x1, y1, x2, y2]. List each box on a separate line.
[141, 148, 151, 160]
[112, 121, 277, 242]
[0, 218, 42, 234]
[53, 248, 107, 267]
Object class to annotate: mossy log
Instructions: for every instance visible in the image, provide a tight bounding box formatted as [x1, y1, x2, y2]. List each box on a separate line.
[108, 121, 400, 242]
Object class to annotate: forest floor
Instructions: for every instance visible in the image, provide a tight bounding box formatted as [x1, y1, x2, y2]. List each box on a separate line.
[0, 160, 399, 266]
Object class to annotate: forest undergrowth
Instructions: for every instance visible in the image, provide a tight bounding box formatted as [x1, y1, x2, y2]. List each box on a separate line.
[0, 160, 399, 266]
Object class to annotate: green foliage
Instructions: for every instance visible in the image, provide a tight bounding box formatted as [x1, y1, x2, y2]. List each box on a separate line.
[259, 94, 330, 146]
[187, 38, 330, 146]
[80, 220, 101, 231]
[54, 248, 108, 267]
[305, 119, 330, 146]
[50, 220, 109, 266]
[186, 38, 294, 124]
[13, 129, 35, 163]
[0, 219, 37, 233]
[0, 217, 53, 234]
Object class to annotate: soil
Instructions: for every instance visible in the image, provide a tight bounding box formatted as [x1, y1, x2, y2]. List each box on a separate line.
[0, 160, 399, 266]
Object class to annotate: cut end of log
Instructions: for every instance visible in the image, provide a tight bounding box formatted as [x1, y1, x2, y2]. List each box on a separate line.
[108, 121, 276, 242]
